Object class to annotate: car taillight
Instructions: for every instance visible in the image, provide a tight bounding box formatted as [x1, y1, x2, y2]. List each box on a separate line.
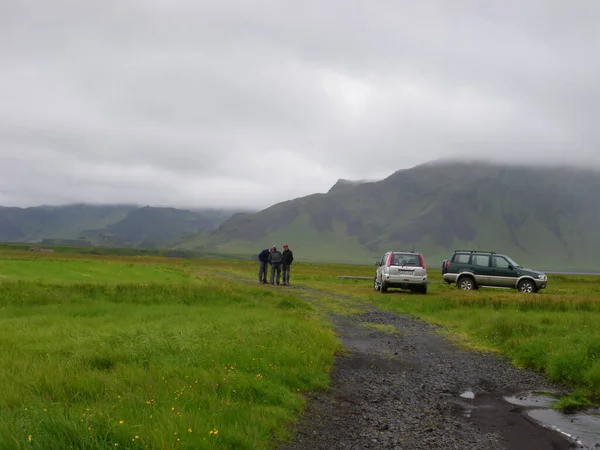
[419, 253, 426, 269]
[445, 260, 450, 268]
[386, 252, 393, 267]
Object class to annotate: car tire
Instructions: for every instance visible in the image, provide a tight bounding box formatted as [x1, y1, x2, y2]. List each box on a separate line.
[380, 281, 388, 293]
[373, 277, 380, 291]
[457, 276, 476, 291]
[419, 284, 428, 295]
[517, 279, 537, 294]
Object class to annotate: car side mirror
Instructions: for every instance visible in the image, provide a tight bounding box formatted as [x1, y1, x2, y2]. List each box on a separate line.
[375, 262, 380, 266]
[508, 265, 513, 270]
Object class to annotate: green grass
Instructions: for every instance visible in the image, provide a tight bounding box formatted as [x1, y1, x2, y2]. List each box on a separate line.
[2, 245, 600, 450]
[360, 323, 398, 335]
[0, 254, 341, 449]
[0, 257, 190, 284]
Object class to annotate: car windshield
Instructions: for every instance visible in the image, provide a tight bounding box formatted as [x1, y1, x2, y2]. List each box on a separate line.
[504, 255, 521, 268]
[392, 253, 419, 266]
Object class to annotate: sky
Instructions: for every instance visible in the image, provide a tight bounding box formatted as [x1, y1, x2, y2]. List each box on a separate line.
[1, 1, 599, 210]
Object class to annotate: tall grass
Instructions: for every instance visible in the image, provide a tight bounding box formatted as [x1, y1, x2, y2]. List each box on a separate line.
[0, 279, 340, 449]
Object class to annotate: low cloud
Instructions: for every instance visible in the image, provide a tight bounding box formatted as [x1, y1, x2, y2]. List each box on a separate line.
[1, 0, 599, 209]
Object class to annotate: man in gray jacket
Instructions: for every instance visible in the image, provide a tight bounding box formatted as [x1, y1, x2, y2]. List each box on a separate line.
[268, 246, 283, 285]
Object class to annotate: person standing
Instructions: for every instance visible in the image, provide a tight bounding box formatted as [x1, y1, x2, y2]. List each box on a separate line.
[281, 244, 294, 285]
[268, 246, 283, 285]
[257, 247, 271, 284]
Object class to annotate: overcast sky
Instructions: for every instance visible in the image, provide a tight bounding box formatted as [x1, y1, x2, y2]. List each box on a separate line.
[1, 1, 599, 209]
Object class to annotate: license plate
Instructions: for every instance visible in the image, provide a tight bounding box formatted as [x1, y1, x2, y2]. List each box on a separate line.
[398, 270, 413, 275]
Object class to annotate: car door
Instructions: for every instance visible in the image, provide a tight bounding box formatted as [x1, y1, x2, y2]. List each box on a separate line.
[470, 254, 492, 285]
[491, 256, 518, 287]
[377, 253, 388, 282]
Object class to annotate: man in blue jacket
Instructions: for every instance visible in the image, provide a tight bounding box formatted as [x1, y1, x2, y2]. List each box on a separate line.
[257, 247, 271, 284]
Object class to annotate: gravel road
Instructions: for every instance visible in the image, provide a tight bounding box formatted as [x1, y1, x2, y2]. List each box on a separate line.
[278, 287, 579, 450]
[214, 272, 582, 449]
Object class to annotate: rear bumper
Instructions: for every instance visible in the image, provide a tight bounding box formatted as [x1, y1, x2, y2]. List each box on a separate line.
[386, 282, 427, 290]
[384, 276, 427, 288]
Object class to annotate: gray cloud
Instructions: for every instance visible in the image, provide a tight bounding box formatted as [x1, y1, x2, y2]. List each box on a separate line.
[1, 0, 599, 209]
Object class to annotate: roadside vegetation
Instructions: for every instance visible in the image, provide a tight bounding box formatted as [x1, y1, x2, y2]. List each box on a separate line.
[204, 257, 600, 410]
[1, 247, 599, 448]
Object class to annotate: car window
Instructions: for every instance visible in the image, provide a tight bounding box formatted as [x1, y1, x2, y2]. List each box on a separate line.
[472, 254, 490, 267]
[453, 253, 470, 264]
[392, 254, 419, 266]
[380, 253, 388, 266]
[493, 256, 511, 269]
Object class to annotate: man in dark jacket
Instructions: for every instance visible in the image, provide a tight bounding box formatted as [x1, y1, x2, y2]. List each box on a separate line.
[281, 244, 294, 286]
[268, 246, 283, 285]
[257, 248, 271, 284]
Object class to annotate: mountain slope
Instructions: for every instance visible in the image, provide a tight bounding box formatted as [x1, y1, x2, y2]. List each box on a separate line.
[80, 206, 234, 248]
[0, 204, 136, 242]
[177, 161, 600, 270]
[0, 204, 240, 248]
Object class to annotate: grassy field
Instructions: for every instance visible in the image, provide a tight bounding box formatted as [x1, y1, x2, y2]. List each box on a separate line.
[1, 249, 599, 448]
[0, 252, 340, 449]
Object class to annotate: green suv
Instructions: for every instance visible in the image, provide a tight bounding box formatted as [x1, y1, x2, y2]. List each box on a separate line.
[441, 250, 548, 293]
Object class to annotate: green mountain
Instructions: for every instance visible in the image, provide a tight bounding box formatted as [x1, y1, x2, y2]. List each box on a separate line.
[176, 161, 600, 271]
[0, 204, 240, 248]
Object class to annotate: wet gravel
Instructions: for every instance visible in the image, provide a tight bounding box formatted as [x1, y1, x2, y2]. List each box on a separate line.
[278, 304, 576, 450]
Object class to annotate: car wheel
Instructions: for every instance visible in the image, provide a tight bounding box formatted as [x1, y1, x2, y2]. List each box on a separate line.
[373, 277, 380, 291]
[380, 281, 388, 293]
[419, 284, 428, 295]
[517, 279, 537, 293]
[458, 277, 475, 291]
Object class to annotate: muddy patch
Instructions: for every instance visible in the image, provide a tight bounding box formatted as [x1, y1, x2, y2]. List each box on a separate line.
[503, 391, 600, 449]
[453, 390, 574, 450]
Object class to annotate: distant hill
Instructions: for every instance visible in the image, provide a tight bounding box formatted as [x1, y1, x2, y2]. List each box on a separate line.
[175, 161, 600, 271]
[0, 204, 242, 248]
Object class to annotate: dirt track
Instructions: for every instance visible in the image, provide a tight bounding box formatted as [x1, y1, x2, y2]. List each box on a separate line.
[218, 273, 579, 449]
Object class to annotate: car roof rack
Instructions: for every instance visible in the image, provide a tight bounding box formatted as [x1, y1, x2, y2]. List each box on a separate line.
[454, 249, 496, 254]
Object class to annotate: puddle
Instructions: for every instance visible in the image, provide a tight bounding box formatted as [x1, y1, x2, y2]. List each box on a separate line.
[528, 409, 600, 449]
[504, 391, 600, 449]
[457, 391, 475, 418]
[503, 391, 557, 409]
[461, 406, 473, 418]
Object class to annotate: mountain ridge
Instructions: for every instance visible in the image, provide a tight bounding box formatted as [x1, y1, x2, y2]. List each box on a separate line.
[0, 204, 245, 248]
[175, 161, 600, 270]
[2, 161, 600, 270]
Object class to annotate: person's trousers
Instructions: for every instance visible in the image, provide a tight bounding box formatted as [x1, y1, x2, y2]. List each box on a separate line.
[258, 261, 268, 282]
[270, 263, 281, 284]
[282, 264, 291, 284]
